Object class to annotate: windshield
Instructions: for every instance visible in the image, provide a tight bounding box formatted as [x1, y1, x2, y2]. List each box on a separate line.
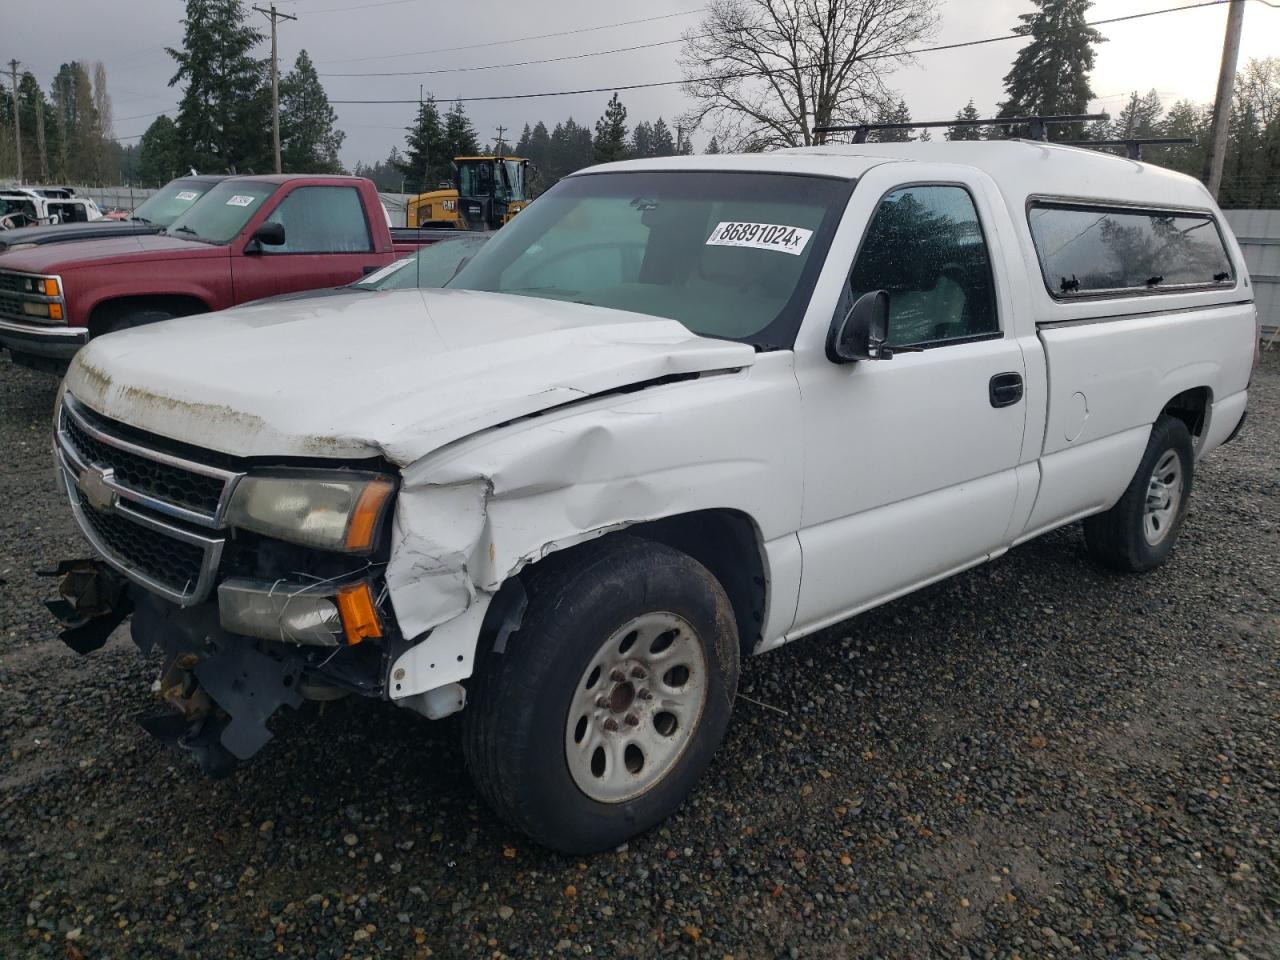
[1, 197, 37, 223]
[355, 235, 489, 290]
[131, 179, 216, 227]
[447, 170, 852, 348]
[498, 160, 526, 202]
[165, 180, 277, 244]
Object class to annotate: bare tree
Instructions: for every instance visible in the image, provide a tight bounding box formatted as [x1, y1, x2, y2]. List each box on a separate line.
[679, 0, 939, 150]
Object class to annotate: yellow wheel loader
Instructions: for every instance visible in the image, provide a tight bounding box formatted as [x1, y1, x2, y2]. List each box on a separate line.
[407, 156, 532, 230]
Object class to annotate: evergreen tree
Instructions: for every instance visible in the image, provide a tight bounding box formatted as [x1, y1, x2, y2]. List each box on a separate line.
[1112, 89, 1164, 140]
[1148, 99, 1209, 175]
[651, 117, 676, 156]
[137, 115, 185, 185]
[167, 0, 271, 172]
[873, 99, 913, 142]
[16, 72, 50, 182]
[279, 50, 345, 173]
[1220, 57, 1280, 208]
[0, 78, 13, 178]
[515, 123, 533, 156]
[947, 100, 984, 141]
[629, 120, 653, 159]
[705, 136, 721, 154]
[442, 101, 481, 159]
[998, 0, 1104, 140]
[593, 93, 628, 163]
[49, 62, 92, 180]
[397, 96, 447, 192]
[527, 121, 551, 164]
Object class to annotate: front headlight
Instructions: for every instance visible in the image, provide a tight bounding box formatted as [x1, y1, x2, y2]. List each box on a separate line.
[227, 472, 396, 553]
[19, 275, 60, 296]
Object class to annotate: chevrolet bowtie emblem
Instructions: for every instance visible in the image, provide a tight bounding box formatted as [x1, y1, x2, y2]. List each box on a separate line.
[77, 466, 116, 513]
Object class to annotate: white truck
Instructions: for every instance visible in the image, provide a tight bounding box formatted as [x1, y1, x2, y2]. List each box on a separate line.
[47, 142, 1258, 853]
[1, 187, 102, 229]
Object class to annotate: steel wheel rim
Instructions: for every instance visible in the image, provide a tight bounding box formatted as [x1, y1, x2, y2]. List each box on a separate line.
[1143, 449, 1183, 545]
[564, 611, 708, 804]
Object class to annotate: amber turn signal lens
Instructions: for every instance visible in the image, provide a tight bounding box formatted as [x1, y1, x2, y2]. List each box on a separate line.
[336, 582, 382, 645]
[345, 478, 395, 552]
[42, 278, 60, 297]
[48, 303, 63, 321]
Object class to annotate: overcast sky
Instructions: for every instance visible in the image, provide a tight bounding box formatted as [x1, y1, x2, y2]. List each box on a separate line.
[8, 0, 1277, 168]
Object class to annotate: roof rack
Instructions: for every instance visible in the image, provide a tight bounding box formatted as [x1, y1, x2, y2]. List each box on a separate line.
[813, 113, 1109, 143]
[1059, 137, 1195, 161]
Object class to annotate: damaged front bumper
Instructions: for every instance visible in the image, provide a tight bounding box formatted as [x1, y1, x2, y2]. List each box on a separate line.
[44, 557, 400, 776]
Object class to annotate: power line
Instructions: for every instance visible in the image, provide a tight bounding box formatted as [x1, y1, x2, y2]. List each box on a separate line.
[318, 37, 686, 78]
[315, 10, 704, 64]
[321, 0, 1253, 105]
[281, 0, 422, 15]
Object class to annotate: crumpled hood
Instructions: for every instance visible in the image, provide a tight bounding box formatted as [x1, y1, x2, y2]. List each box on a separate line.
[64, 288, 756, 466]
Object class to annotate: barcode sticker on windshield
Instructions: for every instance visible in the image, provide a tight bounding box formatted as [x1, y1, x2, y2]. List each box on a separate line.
[706, 221, 812, 255]
[175, 191, 199, 201]
[226, 195, 256, 207]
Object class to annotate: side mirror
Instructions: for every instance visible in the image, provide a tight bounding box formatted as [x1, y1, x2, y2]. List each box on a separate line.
[826, 289, 889, 363]
[251, 221, 286, 248]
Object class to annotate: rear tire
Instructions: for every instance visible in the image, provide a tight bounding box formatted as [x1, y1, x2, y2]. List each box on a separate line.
[462, 535, 739, 854]
[1083, 414, 1194, 572]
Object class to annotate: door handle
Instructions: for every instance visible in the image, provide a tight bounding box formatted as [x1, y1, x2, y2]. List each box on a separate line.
[989, 372, 1023, 408]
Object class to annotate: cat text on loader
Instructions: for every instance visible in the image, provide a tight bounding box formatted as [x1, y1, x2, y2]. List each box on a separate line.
[406, 156, 531, 230]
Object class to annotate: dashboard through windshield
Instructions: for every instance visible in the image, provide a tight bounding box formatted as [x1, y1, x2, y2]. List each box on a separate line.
[446, 170, 853, 349]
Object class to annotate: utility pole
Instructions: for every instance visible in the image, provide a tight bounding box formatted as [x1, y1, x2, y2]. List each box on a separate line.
[7, 59, 21, 183]
[1202, 0, 1246, 200]
[494, 125, 507, 155]
[253, 4, 297, 174]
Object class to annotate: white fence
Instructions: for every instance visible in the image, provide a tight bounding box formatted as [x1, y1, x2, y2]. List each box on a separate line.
[1223, 210, 1280, 338]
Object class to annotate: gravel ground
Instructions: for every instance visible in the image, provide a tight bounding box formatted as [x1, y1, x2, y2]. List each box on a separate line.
[1, 352, 1277, 960]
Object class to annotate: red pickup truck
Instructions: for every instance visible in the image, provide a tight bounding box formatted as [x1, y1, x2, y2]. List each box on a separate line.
[0, 174, 430, 371]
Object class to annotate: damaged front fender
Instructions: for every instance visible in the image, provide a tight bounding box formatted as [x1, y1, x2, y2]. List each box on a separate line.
[383, 353, 804, 702]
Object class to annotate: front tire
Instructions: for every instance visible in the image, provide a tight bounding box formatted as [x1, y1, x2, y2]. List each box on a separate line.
[462, 536, 740, 854]
[1083, 414, 1195, 572]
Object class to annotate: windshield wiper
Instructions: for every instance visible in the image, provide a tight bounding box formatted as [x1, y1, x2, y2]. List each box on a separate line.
[130, 215, 151, 224]
[168, 225, 215, 244]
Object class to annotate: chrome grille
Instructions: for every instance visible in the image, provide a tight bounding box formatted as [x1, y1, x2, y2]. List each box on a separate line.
[55, 393, 243, 605]
[78, 501, 207, 597]
[61, 410, 226, 516]
[0, 272, 22, 294]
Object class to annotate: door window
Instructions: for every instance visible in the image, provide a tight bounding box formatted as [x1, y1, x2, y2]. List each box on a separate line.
[264, 186, 373, 253]
[848, 185, 999, 346]
[48, 201, 90, 223]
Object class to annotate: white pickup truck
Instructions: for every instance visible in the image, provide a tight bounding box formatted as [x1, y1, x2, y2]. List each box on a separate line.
[47, 141, 1258, 853]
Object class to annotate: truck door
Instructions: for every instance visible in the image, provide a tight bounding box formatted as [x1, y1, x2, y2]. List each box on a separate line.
[791, 177, 1027, 632]
[231, 184, 386, 299]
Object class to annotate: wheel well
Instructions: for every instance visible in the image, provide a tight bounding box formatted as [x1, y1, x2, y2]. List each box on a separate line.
[1161, 387, 1211, 439]
[628, 510, 767, 656]
[480, 510, 768, 659]
[89, 295, 210, 338]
